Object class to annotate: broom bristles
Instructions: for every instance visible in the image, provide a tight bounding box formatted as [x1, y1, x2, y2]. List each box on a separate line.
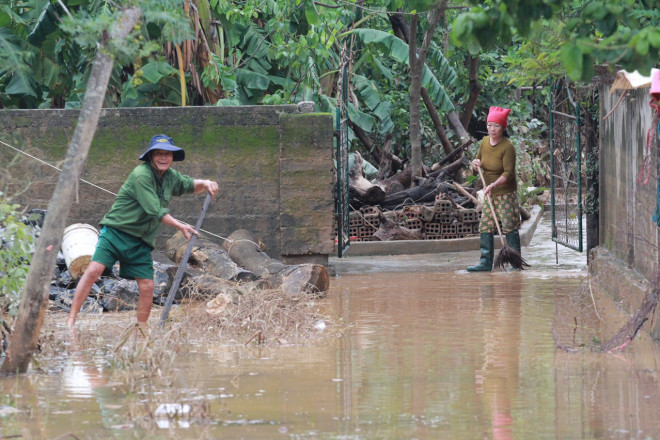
[493, 246, 531, 271]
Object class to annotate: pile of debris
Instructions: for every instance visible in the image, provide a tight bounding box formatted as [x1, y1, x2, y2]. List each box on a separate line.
[49, 227, 330, 317]
[340, 151, 531, 242]
[344, 198, 481, 242]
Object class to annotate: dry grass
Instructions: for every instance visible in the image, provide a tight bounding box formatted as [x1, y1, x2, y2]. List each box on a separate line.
[31, 280, 341, 430]
[167, 279, 342, 346]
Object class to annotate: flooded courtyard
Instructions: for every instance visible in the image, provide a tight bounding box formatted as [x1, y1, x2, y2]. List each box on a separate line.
[2, 215, 660, 439]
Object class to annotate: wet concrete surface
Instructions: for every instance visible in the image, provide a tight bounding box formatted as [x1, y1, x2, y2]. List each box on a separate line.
[2, 214, 660, 439]
[330, 209, 588, 276]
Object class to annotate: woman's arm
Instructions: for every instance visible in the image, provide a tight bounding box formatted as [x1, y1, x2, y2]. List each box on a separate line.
[483, 175, 507, 196]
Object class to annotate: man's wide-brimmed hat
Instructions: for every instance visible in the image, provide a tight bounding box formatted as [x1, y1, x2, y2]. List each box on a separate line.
[139, 134, 185, 161]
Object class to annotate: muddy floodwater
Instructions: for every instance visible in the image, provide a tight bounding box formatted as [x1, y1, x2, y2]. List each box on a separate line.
[3, 215, 660, 439]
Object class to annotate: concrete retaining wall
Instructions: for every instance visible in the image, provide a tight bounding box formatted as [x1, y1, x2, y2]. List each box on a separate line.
[598, 86, 659, 279]
[591, 85, 660, 341]
[0, 105, 335, 264]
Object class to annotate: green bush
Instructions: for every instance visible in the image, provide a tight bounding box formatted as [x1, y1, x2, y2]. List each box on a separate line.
[0, 194, 37, 320]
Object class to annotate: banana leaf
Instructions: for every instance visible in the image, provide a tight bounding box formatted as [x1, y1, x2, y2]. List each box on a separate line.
[352, 73, 394, 135]
[198, 0, 212, 35]
[0, 28, 37, 97]
[27, 2, 63, 47]
[347, 103, 375, 133]
[140, 61, 177, 84]
[351, 28, 455, 113]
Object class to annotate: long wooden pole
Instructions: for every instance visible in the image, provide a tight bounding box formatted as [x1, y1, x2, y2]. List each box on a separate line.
[477, 167, 507, 247]
[160, 193, 212, 326]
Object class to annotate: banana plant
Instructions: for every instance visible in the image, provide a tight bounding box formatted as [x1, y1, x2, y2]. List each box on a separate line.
[351, 28, 455, 114]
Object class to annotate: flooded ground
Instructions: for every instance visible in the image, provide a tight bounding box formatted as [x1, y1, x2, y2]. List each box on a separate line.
[2, 214, 660, 439]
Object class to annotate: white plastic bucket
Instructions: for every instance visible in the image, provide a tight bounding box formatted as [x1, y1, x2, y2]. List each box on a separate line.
[61, 223, 99, 279]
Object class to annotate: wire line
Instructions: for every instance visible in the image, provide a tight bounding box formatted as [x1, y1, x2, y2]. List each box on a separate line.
[0, 138, 234, 243]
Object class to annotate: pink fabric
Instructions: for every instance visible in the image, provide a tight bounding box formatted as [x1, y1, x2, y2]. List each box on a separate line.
[487, 106, 511, 128]
[651, 69, 660, 103]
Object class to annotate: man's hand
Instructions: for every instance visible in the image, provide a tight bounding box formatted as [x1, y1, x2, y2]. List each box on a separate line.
[178, 222, 199, 240]
[194, 179, 219, 197]
[161, 214, 198, 239]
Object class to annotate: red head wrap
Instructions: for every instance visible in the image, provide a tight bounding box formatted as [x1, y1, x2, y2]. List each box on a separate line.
[487, 106, 511, 129]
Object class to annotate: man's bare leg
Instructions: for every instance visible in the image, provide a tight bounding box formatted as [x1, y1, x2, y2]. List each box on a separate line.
[135, 278, 155, 323]
[67, 261, 106, 327]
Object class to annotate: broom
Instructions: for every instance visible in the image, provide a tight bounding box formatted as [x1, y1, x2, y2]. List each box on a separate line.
[477, 167, 530, 270]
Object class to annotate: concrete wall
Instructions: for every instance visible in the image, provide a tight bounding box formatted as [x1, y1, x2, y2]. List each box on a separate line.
[599, 86, 659, 279]
[0, 105, 335, 264]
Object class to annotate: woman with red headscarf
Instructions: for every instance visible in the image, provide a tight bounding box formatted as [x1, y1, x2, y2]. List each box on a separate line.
[467, 106, 521, 272]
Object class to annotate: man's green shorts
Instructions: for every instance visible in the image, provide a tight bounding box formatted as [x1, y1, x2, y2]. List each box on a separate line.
[91, 226, 154, 280]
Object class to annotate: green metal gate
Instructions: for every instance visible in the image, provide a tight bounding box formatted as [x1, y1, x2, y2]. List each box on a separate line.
[550, 78, 583, 253]
[335, 58, 350, 257]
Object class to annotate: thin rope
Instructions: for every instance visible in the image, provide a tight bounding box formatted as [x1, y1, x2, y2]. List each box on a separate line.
[0, 138, 116, 196]
[0, 138, 255, 246]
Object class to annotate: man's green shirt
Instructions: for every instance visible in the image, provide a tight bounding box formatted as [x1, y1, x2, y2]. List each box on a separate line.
[100, 163, 194, 249]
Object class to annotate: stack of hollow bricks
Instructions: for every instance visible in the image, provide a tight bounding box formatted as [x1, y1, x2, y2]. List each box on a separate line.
[336, 195, 481, 242]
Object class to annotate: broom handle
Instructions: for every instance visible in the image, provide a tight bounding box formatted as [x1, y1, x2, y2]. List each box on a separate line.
[477, 167, 507, 247]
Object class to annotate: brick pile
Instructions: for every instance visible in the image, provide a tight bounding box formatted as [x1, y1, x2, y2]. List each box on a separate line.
[335, 197, 481, 242]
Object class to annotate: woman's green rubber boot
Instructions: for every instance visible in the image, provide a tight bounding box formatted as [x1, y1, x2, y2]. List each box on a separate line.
[467, 233, 494, 272]
[505, 230, 521, 255]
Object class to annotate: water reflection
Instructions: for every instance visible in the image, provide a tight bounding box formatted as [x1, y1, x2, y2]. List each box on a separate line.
[476, 275, 521, 440]
[1, 215, 660, 439]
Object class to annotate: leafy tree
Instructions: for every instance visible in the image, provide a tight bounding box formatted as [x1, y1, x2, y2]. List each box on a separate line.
[0, 197, 36, 321]
[3, 3, 146, 375]
[452, 0, 660, 82]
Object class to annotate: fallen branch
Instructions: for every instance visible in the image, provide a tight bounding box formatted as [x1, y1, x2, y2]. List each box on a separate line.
[599, 267, 660, 352]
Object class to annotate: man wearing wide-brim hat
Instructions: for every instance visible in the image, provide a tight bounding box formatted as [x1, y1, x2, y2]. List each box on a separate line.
[67, 134, 219, 327]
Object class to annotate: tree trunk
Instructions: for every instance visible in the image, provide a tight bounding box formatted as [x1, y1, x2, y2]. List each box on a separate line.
[428, 154, 469, 181]
[165, 232, 258, 283]
[349, 152, 386, 204]
[379, 179, 443, 210]
[391, 10, 452, 156]
[584, 107, 599, 261]
[422, 88, 453, 155]
[446, 110, 470, 143]
[459, 55, 482, 129]
[349, 121, 403, 175]
[382, 167, 413, 189]
[431, 139, 473, 170]
[1, 8, 142, 375]
[408, 12, 424, 185]
[376, 134, 394, 181]
[222, 230, 329, 296]
[390, 6, 469, 151]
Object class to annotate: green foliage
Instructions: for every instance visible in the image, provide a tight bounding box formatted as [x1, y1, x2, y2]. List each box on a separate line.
[4, 0, 653, 178]
[0, 195, 36, 319]
[352, 28, 455, 112]
[453, 0, 660, 83]
[120, 60, 181, 107]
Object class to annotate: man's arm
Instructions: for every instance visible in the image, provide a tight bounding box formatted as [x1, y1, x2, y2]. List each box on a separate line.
[193, 179, 219, 196]
[160, 213, 197, 239]
[165, 179, 218, 239]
